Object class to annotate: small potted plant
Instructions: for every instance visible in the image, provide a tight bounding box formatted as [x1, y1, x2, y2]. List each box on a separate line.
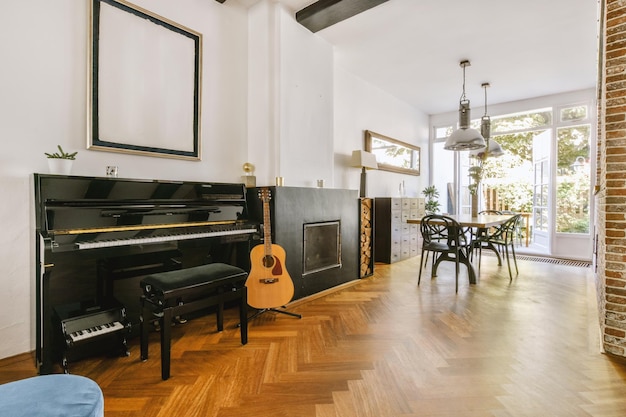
[45, 145, 77, 175]
[422, 185, 441, 214]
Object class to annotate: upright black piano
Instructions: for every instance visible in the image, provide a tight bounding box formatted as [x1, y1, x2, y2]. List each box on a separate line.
[34, 174, 257, 374]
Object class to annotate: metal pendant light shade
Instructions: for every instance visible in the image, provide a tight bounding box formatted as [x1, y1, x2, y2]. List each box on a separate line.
[471, 82, 505, 158]
[471, 135, 505, 158]
[486, 138, 505, 157]
[444, 60, 486, 151]
[444, 101, 486, 150]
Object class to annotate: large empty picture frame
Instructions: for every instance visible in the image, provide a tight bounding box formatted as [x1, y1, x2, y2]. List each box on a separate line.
[89, 0, 202, 160]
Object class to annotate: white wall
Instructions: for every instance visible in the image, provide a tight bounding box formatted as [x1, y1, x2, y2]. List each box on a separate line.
[0, 0, 430, 361]
[247, 1, 429, 192]
[333, 67, 430, 197]
[248, 3, 335, 188]
[247, 0, 277, 185]
[278, 7, 334, 188]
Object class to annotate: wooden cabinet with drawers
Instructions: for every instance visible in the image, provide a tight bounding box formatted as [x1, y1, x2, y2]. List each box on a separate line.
[374, 197, 424, 264]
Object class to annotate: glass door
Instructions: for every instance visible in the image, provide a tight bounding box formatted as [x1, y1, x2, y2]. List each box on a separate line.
[431, 96, 594, 260]
[552, 105, 593, 259]
[532, 130, 552, 252]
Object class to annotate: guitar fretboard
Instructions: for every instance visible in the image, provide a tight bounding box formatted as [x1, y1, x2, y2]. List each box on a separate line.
[261, 189, 273, 257]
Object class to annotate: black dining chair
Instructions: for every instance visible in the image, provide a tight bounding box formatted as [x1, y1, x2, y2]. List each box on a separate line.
[475, 213, 521, 280]
[418, 214, 473, 292]
[500, 210, 524, 247]
[473, 210, 504, 265]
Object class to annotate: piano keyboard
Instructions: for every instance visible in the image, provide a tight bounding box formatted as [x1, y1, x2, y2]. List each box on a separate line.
[68, 321, 125, 343]
[76, 228, 257, 250]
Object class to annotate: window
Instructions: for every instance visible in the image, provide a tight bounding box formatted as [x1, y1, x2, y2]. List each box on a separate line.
[432, 125, 456, 214]
[560, 105, 587, 122]
[431, 98, 593, 250]
[491, 108, 552, 133]
[435, 126, 454, 139]
[556, 123, 591, 233]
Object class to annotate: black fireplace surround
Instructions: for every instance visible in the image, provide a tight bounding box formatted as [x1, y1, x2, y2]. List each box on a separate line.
[247, 186, 359, 301]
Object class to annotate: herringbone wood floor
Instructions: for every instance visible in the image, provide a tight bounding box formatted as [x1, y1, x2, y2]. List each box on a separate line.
[2, 256, 626, 416]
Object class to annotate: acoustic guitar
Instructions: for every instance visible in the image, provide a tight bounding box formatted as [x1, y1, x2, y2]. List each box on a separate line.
[246, 188, 295, 309]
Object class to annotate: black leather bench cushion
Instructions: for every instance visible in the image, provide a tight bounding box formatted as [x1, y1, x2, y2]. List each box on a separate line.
[141, 263, 247, 296]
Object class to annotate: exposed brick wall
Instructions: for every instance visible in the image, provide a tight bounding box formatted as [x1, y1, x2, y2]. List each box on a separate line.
[600, 0, 626, 357]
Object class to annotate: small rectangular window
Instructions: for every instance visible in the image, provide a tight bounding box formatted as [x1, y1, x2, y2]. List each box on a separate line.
[491, 109, 552, 133]
[560, 105, 587, 122]
[434, 126, 453, 139]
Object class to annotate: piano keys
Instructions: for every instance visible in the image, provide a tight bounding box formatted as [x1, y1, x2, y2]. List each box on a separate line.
[53, 300, 130, 373]
[75, 224, 257, 250]
[34, 174, 259, 374]
[68, 321, 125, 343]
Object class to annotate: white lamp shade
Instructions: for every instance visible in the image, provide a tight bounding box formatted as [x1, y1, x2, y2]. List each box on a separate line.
[351, 150, 378, 169]
[470, 139, 505, 158]
[444, 128, 486, 151]
[487, 140, 505, 157]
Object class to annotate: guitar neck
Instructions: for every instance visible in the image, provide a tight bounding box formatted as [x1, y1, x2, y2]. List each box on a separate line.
[262, 193, 273, 254]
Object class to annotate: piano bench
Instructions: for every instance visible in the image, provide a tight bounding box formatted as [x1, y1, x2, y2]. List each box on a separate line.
[139, 263, 248, 380]
[0, 375, 104, 417]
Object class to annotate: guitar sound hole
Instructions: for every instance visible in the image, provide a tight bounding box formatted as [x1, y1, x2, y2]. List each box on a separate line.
[263, 255, 275, 269]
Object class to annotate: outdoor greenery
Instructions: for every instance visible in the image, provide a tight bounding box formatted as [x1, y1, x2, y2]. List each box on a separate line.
[556, 125, 591, 233]
[470, 109, 590, 234]
[480, 132, 535, 213]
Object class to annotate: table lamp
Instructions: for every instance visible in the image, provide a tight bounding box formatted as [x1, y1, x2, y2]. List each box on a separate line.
[351, 150, 378, 198]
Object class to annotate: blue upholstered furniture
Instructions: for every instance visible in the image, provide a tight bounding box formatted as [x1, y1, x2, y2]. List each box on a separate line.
[0, 374, 104, 417]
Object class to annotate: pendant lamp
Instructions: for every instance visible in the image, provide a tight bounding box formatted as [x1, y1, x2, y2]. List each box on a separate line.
[444, 60, 486, 151]
[472, 82, 504, 158]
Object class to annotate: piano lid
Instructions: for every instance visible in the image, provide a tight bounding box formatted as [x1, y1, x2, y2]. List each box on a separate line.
[34, 174, 250, 235]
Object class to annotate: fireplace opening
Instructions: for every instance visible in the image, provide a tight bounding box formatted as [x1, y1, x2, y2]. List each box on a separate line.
[303, 221, 341, 276]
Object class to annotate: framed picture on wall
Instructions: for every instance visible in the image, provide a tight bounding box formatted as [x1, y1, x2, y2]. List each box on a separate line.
[88, 0, 202, 160]
[365, 130, 420, 176]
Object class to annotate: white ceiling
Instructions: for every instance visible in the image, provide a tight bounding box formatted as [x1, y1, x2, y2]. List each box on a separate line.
[237, 0, 600, 115]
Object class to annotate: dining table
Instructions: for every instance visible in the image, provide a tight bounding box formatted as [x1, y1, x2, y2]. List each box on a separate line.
[407, 213, 515, 284]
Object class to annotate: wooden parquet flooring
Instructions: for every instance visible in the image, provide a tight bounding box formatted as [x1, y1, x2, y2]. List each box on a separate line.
[2, 256, 626, 416]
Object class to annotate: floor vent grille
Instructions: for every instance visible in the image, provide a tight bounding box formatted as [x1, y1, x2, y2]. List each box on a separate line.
[484, 253, 590, 268]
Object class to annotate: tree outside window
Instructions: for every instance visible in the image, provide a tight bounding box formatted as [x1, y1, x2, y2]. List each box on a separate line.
[474, 108, 590, 235]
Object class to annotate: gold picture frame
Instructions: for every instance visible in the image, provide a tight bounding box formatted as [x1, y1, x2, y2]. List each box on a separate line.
[365, 130, 420, 176]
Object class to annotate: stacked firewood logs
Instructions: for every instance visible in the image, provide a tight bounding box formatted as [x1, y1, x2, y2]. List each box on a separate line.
[359, 198, 373, 277]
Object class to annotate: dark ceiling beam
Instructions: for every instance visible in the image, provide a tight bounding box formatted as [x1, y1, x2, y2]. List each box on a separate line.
[296, 0, 389, 33]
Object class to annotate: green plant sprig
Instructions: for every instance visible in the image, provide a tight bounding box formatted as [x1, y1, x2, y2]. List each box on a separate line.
[422, 185, 441, 213]
[45, 145, 77, 160]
